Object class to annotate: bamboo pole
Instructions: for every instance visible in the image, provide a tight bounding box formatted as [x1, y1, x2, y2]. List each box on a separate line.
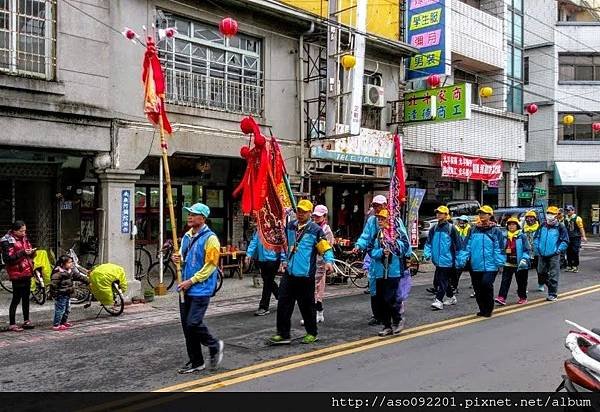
[158, 117, 184, 302]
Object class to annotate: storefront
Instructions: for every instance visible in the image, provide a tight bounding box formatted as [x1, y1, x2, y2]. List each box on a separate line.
[552, 162, 600, 230]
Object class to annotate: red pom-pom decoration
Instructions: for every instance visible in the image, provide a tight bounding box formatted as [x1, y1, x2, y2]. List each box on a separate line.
[165, 27, 177, 38]
[240, 146, 251, 159]
[254, 133, 266, 147]
[593, 122, 600, 132]
[122, 28, 138, 41]
[240, 117, 255, 134]
[219, 17, 238, 38]
[526, 104, 538, 114]
[426, 74, 441, 88]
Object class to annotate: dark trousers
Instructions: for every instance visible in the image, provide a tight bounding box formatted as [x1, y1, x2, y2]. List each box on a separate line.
[498, 266, 528, 300]
[471, 271, 497, 316]
[180, 295, 219, 367]
[567, 237, 582, 267]
[258, 261, 280, 310]
[53, 295, 71, 326]
[451, 262, 471, 291]
[375, 278, 401, 328]
[433, 267, 454, 302]
[276, 273, 316, 338]
[538, 254, 560, 297]
[370, 295, 377, 319]
[9, 278, 30, 325]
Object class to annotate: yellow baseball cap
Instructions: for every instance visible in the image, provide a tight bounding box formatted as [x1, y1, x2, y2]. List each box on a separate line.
[375, 209, 389, 218]
[477, 205, 494, 215]
[525, 210, 537, 218]
[507, 217, 520, 226]
[547, 206, 559, 214]
[435, 205, 449, 214]
[297, 199, 314, 212]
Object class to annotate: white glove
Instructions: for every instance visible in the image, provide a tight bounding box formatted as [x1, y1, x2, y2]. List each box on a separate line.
[518, 259, 528, 269]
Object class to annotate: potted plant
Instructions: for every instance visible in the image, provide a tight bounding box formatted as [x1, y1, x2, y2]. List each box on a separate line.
[144, 288, 155, 303]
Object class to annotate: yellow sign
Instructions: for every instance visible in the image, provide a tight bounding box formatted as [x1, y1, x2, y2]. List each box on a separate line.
[409, 8, 442, 30]
[409, 50, 442, 70]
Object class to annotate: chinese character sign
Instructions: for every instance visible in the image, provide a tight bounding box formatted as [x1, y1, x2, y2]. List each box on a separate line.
[406, 188, 426, 248]
[441, 153, 503, 181]
[121, 189, 131, 234]
[404, 83, 471, 123]
[406, 0, 450, 80]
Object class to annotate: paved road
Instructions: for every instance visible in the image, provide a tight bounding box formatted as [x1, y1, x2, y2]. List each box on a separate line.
[0, 244, 599, 392]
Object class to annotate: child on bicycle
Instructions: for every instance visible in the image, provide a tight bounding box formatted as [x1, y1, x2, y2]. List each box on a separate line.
[50, 255, 89, 331]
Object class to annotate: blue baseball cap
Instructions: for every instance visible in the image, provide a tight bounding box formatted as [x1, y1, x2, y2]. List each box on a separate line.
[457, 215, 470, 222]
[566, 205, 575, 211]
[184, 202, 210, 218]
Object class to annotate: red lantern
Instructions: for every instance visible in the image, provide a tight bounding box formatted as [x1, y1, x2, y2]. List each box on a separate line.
[426, 74, 441, 88]
[593, 122, 600, 133]
[219, 17, 238, 38]
[526, 104, 538, 114]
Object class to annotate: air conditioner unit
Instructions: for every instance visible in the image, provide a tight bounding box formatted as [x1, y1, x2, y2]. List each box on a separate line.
[363, 84, 385, 108]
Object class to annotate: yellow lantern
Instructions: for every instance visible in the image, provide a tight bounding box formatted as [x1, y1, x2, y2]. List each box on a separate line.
[479, 86, 493, 98]
[563, 114, 575, 125]
[341, 54, 356, 70]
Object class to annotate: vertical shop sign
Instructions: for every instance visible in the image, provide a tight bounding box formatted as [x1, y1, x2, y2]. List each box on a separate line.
[121, 189, 131, 234]
[406, 188, 426, 247]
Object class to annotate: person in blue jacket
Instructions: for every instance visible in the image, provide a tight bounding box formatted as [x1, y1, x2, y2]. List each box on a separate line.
[245, 221, 284, 317]
[368, 208, 410, 336]
[534, 206, 569, 302]
[495, 217, 530, 306]
[269, 199, 334, 345]
[457, 205, 505, 318]
[423, 205, 462, 311]
[450, 215, 472, 295]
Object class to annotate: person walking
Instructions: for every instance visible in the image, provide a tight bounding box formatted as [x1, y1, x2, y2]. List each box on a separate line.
[245, 225, 282, 316]
[269, 200, 334, 345]
[172, 203, 224, 374]
[310, 205, 334, 324]
[451, 215, 471, 295]
[353, 195, 388, 326]
[557, 208, 568, 269]
[565, 205, 587, 273]
[534, 206, 569, 302]
[50, 255, 89, 331]
[423, 206, 461, 310]
[0, 220, 36, 332]
[523, 210, 543, 292]
[457, 206, 505, 318]
[495, 217, 530, 306]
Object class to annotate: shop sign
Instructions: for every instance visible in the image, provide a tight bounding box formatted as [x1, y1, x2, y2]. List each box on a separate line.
[533, 187, 547, 196]
[441, 153, 503, 181]
[487, 180, 499, 188]
[406, 0, 450, 80]
[121, 189, 130, 234]
[310, 124, 394, 166]
[518, 192, 533, 199]
[404, 83, 471, 123]
[406, 188, 426, 247]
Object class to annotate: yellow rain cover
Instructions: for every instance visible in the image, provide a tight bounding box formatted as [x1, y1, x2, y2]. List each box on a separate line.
[31, 249, 53, 291]
[89, 263, 128, 306]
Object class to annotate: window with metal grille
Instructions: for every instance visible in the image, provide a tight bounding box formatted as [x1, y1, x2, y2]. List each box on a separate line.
[0, 0, 56, 79]
[157, 12, 263, 116]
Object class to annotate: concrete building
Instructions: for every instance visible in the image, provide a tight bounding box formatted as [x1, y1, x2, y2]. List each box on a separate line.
[524, 0, 600, 229]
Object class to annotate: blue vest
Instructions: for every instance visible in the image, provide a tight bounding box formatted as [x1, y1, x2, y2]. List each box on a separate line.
[181, 226, 218, 297]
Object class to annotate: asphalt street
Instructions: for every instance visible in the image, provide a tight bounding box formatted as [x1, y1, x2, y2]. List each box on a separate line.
[1, 243, 599, 392]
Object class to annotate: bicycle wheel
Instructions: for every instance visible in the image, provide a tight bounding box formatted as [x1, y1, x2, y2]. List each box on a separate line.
[135, 246, 153, 279]
[103, 282, 124, 316]
[0, 267, 12, 293]
[70, 281, 91, 304]
[348, 260, 369, 289]
[408, 251, 420, 277]
[31, 272, 46, 305]
[147, 261, 176, 290]
[215, 268, 223, 293]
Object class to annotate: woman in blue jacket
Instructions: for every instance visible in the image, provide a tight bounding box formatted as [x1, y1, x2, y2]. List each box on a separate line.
[495, 217, 530, 306]
[457, 206, 505, 318]
[368, 208, 410, 337]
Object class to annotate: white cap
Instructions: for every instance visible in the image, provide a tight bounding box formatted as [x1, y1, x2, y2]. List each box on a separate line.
[312, 205, 328, 217]
[372, 195, 387, 205]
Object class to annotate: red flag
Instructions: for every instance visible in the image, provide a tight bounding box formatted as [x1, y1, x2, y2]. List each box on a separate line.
[395, 134, 407, 204]
[142, 37, 172, 134]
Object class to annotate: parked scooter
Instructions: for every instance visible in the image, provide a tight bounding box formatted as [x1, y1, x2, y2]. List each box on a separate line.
[556, 320, 600, 393]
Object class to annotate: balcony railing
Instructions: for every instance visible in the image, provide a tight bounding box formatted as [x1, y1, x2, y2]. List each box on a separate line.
[164, 68, 263, 116]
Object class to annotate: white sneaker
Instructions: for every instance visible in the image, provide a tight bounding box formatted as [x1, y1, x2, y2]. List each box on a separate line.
[443, 296, 457, 306]
[316, 311, 324, 323]
[431, 299, 444, 310]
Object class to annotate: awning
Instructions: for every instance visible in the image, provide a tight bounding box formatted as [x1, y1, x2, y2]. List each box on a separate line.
[554, 162, 600, 186]
[518, 171, 545, 178]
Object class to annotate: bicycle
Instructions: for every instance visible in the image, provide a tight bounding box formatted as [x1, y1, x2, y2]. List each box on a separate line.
[331, 258, 369, 289]
[66, 247, 125, 316]
[135, 243, 153, 280]
[0, 262, 46, 305]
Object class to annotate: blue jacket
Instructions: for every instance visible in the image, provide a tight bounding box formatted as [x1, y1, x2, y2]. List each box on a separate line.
[368, 229, 410, 280]
[356, 215, 412, 257]
[458, 225, 505, 272]
[503, 231, 531, 267]
[180, 226, 218, 297]
[283, 220, 334, 277]
[534, 222, 569, 258]
[423, 221, 461, 268]
[246, 231, 284, 262]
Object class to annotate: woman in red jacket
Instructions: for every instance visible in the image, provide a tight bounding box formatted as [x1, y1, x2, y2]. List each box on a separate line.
[0, 221, 36, 331]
